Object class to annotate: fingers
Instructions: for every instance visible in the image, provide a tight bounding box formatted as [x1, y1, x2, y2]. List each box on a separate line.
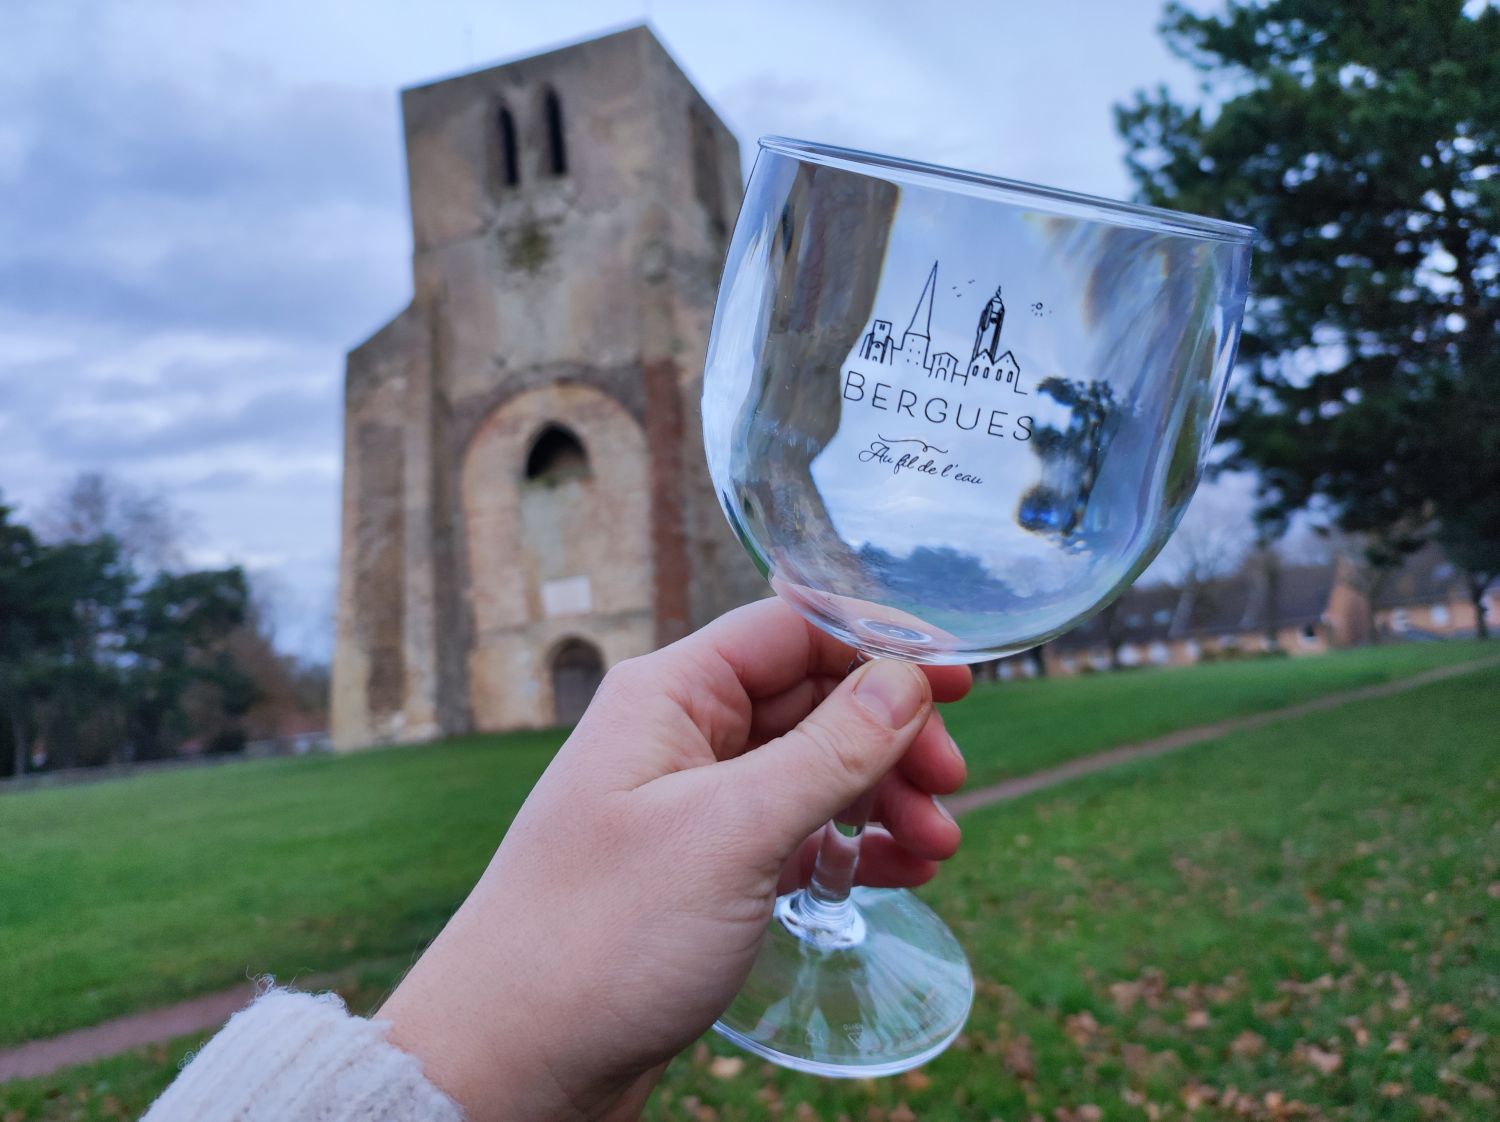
[722, 658, 933, 852]
[922, 662, 974, 705]
[872, 771, 960, 860]
[743, 674, 841, 751]
[896, 709, 966, 795]
[778, 827, 940, 895]
[679, 599, 858, 702]
[674, 598, 977, 705]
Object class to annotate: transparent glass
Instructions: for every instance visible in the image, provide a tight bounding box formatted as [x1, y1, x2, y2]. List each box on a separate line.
[703, 136, 1253, 1075]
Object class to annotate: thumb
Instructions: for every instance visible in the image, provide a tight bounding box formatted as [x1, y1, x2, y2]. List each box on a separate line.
[725, 659, 933, 854]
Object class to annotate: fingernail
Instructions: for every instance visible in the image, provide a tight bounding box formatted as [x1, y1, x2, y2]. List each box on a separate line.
[933, 797, 957, 825]
[852, 660, 926, 728]
[947, 734, 964, 767]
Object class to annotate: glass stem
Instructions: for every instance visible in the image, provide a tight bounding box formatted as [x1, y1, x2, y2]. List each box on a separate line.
[797, 653, 875, 931]
[806, 787, 878, 915]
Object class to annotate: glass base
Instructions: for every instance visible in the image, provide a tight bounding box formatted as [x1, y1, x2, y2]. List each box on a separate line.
[712, 886, 974, 1077]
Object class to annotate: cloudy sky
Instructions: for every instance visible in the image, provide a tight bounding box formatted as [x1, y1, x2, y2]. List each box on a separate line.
[0, 0, 1244, 660]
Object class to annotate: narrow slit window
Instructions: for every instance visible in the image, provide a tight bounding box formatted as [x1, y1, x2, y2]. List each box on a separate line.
[497, 105, 520, 188]
[543, 87, 567, 176]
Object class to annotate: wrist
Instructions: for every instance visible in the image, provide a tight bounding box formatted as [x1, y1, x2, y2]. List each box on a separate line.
[380, 919, 563, 1120]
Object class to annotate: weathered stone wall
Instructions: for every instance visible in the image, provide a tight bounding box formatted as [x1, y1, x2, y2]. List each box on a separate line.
[333, 28, 770, 748]
[331, 306, 421, 749]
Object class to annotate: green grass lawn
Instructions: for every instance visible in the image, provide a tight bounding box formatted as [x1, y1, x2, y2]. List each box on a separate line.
[0, 655, 1495, 1119]
[0, 641, 1490, 1051]
[949, 640, 1493, 787]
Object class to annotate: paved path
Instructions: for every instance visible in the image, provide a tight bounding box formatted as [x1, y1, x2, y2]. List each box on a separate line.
[945, 652, 1500, 817]
[3, 653, 1496, 1084]
[0, 985, 259, 1082]
[0, 972, 342, 1083]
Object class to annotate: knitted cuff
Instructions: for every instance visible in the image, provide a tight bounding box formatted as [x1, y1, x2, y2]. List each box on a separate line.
[142, 987, 465, 1122]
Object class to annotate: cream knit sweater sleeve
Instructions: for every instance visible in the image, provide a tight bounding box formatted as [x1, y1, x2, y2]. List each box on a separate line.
[141, 988, 465, 1121]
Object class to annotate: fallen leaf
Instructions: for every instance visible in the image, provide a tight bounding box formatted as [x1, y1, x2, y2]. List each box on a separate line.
[889, 1105, 917, 1122]
[1076, 1107, 1104, 1122]
[708, 1055, 744, 1079]
[1386, 1034, 1410, 1054]
[794, 1104, 820, 1122]
[1296, 1044, 1343, 1075]
[1230, 1030, 1266, 1058]
[1180, 1083, 1215, 1109]
[1184, 1009, 1211, 1030]
[1004, 1036, 1036, 1081]
[1109, 981, 1142, 1012]
[1065, 1011, 1102, 1045]
[1379, 1082, 1405, 1098]
[900, 1070, 932, 1093]
[691, 1042, 711, 1066]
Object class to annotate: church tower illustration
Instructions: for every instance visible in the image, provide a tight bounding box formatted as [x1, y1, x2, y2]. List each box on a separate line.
[898, 262, 937, 372]
[967, 285, 1024, 392]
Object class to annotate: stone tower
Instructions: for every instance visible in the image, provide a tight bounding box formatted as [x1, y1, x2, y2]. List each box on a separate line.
[331, 27, 764, 749]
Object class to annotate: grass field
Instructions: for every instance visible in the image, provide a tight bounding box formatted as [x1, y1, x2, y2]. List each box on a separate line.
[1, 643, 1496, 1119]
[946, 640, 1493, 787]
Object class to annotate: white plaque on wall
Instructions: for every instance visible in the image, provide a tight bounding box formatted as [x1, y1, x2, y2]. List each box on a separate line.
[541, 575, 593, 618]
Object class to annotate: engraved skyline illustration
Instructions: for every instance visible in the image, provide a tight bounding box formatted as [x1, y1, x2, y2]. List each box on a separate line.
[857, 261, 1027, 395]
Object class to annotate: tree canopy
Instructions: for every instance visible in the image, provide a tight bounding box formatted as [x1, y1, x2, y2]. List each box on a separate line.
[1117, 0, 1499, 634]
[0, 481, 323, 779]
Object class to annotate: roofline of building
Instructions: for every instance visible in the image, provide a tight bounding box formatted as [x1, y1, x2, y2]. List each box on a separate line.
[402, 22, 656, 94]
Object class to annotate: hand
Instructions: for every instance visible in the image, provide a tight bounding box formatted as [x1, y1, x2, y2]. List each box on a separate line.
[380, 599, 971, 1121]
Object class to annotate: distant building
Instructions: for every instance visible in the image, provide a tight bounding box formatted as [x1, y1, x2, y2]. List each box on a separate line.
[331, 28, 764, 749]
[995, 546, 1497, 680]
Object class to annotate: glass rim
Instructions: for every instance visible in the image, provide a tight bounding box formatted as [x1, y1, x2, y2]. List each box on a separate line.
[757, 135, 1257, 245]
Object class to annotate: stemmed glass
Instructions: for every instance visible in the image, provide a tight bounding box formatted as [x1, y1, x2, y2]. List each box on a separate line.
[702, 137, 1253, 1076]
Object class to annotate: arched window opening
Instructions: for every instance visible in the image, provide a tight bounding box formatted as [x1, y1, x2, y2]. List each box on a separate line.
[551, 638, 603, 725]
[689, 105, 726, 241]
[524, 424, 589, 484]
[543, 87, 568, 176]
[495, 104, 520, 189]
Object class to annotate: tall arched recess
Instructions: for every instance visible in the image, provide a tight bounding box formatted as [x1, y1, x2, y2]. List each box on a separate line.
[460, 384, 652, 730]
[550, 638, 603, 725]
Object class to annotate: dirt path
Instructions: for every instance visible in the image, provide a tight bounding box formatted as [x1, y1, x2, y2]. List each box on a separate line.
[3, 653, 1496, 1084]
[946, 652, 1500, 816]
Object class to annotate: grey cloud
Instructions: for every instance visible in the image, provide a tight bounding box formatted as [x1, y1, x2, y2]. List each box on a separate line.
[0, 224, 405, 342]
[0, 56, 410, 343]
[41, 382, 340, 463]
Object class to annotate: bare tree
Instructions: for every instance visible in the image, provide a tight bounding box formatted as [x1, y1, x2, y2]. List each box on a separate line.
[1158, 499, 1253, 589]
[38, 472, 191, 574]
